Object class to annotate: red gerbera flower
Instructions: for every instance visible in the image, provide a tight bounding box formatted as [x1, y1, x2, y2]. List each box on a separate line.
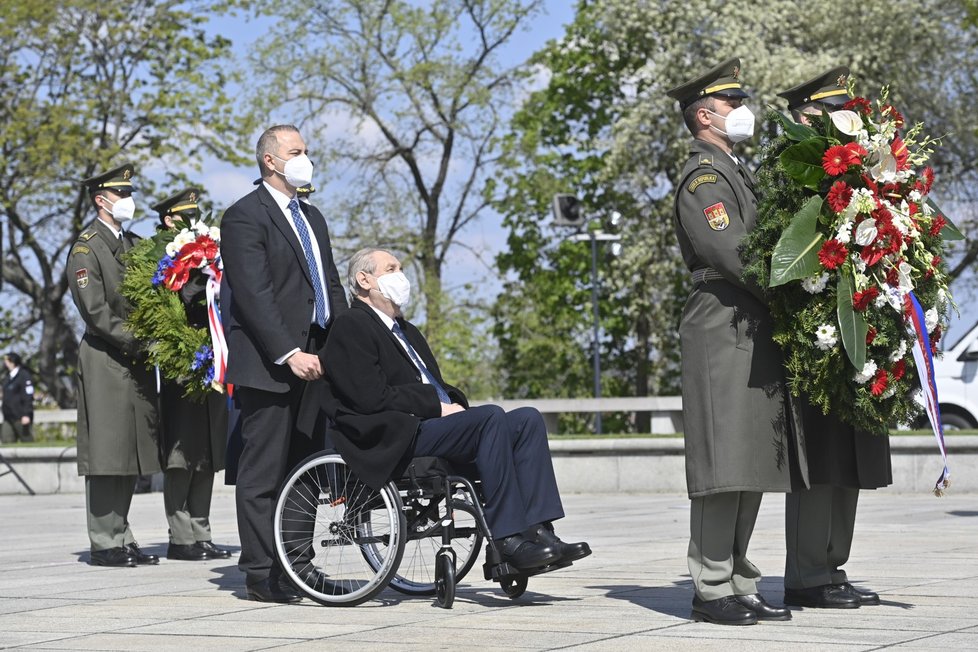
[826, 181, 853, 213]
[891, 135, 910, 171]
[818, 239, 848, 269]
[929, 215, 947, 237]
[922, 166, 935, 193]
[885, 265, 900, 287]
[866, 327, 877, 345]
[822, 145, 851, 176]
[852, 286, 880, 311]
[930, 325, 942, 354]
[891, 359, 906, 381]
[844, 97, 872, 115]
[870, 369, 889, 396]
[843, 141, 868, 166]
[881, 104, 906, 128]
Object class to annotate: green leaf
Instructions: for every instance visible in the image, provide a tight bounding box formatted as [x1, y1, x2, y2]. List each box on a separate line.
[925, 199, 966, 240]
[779, 137, 828, 190]
[836, 274, 867, 370]
[769, 196, 825, 287]
[772, 111, 818, 142]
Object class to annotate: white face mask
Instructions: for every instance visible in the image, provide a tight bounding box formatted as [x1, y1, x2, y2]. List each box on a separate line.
[273, 153, 314, 188]
[103, 195, 136, 221]
[708, 105, 755, 143]
[376, 271, 411, 307]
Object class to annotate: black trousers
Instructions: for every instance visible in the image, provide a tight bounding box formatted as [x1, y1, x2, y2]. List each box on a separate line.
[414, 405, 564, 539]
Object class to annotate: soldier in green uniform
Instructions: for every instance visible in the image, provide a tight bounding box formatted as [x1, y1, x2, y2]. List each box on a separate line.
[666, 58, 808, 625]
[151, 189, 233, 562]
[66, 163, 161, 568]
[776, 67, 891, 609]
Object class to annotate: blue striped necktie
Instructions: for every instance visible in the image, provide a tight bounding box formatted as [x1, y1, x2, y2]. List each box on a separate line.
[287, 197, 328, 327]
[391, 322, 451, 403]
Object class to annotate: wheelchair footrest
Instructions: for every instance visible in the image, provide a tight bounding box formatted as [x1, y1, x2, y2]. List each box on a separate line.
[484, 560, 521, 582]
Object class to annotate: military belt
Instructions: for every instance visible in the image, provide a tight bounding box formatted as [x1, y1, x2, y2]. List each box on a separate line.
[691, 268, 725, 285]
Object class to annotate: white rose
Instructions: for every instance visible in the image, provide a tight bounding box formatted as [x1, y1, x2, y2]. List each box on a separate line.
[854, 219, 878, 246]
[815, 323, 838, 351]
[830, 110, 864, 136]
[854, 360, 879, 384]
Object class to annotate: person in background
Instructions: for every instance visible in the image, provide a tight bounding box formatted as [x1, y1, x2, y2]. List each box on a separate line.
[2, 352, 34, 443]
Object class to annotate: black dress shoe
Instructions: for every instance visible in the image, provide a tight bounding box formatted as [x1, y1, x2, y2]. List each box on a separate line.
[90, 547, 136, 568]
[195, 541, 233, 559]
[735, 593, 791, 620]
[496, 534, 561, 570]
[784, 584, 860, 608]
[524, 522, 592, 563]
[246, 578, 303, 603]
[125, 543, 160, 565]
[836, 582, 880, 605]
[167, 543, 210, 561]
[691, 595, 758, 625]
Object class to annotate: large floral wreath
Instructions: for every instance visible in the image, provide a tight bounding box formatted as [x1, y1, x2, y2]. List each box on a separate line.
[120, 218, 226, 400]
[742, 87, 962, 438]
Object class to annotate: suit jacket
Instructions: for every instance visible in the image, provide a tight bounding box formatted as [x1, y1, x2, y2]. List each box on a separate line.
[323, 300, 468, 489]
[2, 368, 34, 421]
[221, 183, 347, 394]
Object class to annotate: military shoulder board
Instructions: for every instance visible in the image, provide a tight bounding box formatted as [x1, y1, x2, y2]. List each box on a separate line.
[79, 230, 97, 241]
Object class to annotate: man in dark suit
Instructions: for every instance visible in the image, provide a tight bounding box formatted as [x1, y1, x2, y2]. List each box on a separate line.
[323, 248, 591, 572]
[2, 352, 34, 443]
[220, 124, 348, 602]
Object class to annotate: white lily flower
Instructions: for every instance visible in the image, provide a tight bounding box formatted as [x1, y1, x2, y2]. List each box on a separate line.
[925, 308, 939, 332]
[854, 219, 878, 246]
[854, 360, 878, 384]
[870, 151, 898, 182]
[897, 261, 914, 292]
[831, 110, 864, 136]
[835, 220, 853, 244]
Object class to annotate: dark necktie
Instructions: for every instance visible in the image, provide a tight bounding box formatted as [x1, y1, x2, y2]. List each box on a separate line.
[391, 322, 450, 403]
[287, 197, 328, 327]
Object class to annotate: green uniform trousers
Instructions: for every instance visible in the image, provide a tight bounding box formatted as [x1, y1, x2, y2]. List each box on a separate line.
[688, 491, 762, 600]
[785, 484, 858, 589]
[85, 475, 138, 551]
[164, 468, 216, 545]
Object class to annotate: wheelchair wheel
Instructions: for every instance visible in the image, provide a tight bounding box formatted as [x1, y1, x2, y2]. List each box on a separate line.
[274, 452, 406, 606]
[435, 551, 456, 608]
[377, 497, 483, 596]
[500, 574, 528, 599]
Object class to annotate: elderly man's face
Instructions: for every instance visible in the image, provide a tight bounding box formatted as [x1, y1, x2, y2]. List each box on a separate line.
[369, 250, 401, 279]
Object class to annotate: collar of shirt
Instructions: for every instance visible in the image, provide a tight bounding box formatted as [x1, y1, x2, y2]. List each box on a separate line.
[96, 217, 123, 240]
[7, 367, 19, 380]
[366, 303, 397, 331]
[262, 180, 297, 213]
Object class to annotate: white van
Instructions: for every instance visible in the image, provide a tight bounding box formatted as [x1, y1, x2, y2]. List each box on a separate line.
[925, 320, 978, 430]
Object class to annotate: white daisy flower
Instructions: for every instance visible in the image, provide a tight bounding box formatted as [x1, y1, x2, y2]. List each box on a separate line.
[854, 360, 878, 384]
[889, 339, 908, 362]
[815, 324, 838, 351]
[802, 272, 830, 294]
[925, 308, 939, 332]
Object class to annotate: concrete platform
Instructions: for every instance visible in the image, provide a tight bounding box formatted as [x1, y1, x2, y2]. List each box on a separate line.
[0, 487, 976, 650]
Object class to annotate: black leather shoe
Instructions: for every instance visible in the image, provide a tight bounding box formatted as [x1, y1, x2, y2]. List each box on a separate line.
[496, 534, 561, 570]
[691, 595, 758, 625]
[247, 578, 303, 603]
[125, 543, 160, 565]
[167, 543, 210, 561]
[524, 522, 592, 563]
[195, 541, 233, 559]
[784, 584, 860, 608]
[90, 547, 136, 568]
[735, 593, 791, 620]
[836, 582, 880, 605]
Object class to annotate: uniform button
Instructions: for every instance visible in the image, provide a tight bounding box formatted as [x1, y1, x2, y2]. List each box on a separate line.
[308, 299, 314, 305]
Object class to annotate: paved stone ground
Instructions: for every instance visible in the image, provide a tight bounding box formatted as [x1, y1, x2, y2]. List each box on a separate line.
[1, 486, 976, 651]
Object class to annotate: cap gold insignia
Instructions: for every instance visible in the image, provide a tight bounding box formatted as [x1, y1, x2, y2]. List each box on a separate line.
[189, 191, 197, 202]
[123, 169, 131, 180]
[836, 74, 847, 87]
[732, 66, 740, 79]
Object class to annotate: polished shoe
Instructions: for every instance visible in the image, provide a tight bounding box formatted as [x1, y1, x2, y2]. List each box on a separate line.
[246, 578, 303, 603]
[125, 542, 160, 565]
[836, 582, 880, 605]
[496, 533, 561, 570]
[195, 541, 233, 559]
[524, 522, 592, 563]
[691, 595, 758, 625]
[90, 547, 136, 568]
[784, 584, 860, 609]
[167, 543, 210, 561]
[735, 593, 791, 621]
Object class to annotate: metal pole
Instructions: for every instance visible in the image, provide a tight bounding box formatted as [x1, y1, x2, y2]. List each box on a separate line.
[590, 232, 602, 435]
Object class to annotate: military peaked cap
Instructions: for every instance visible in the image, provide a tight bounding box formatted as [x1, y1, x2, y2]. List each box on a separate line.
[81, 163, 136, 194]
[777, 66, 850, 111]
[666, 57, 749, 110]
[151, 188, 201, 220]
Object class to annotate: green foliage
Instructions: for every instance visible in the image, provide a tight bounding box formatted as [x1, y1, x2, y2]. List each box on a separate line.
[0, 0, 240, 406]
[769, 196, 825, 286]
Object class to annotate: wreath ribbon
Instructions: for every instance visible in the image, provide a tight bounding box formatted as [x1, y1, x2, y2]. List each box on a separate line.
[204, 265, 228, 387]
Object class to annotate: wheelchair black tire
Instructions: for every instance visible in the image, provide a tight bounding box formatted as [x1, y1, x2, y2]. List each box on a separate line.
[274, 452, 406, 606]
[435, 552, 456, 608]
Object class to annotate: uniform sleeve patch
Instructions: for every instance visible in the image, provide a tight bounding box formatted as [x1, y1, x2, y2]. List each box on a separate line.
[703, 202, 730, 231]
[71, 244, 90, 256]
[25, 381, 34, 396]
[687, 173, 718, 193]
[75, 268, 89, 289]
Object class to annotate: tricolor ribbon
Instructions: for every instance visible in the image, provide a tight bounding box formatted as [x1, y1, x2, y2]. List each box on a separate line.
[204, 263, 228, 389]
[905, 291, 950, 496]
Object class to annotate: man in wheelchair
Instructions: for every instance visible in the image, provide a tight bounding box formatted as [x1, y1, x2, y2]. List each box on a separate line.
[321, 248, 591, 573]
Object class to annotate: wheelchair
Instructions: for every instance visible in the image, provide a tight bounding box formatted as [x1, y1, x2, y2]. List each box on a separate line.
[273, 450, 573, 608]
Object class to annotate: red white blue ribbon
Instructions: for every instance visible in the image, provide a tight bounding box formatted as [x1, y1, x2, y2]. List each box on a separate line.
[905, 291, 950, 495]
[204, 264, 228, 388]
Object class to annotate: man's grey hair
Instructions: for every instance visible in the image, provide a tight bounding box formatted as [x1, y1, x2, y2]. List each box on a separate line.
[347, 247, 386, 300]
[255, 124, 300, 178]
